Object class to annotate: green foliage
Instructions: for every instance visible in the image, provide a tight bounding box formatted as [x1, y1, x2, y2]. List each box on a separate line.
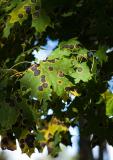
[70, 62, 92, 83]
[0, 0, 113, 158]
[103, 91, 113, 117]
[0, 104, 18, 131]
[2, 0, 51, 37]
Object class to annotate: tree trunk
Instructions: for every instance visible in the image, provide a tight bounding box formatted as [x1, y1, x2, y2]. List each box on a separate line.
[79, 118, 94, 160]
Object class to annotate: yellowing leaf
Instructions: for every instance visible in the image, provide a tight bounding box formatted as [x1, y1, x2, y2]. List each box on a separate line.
[70, 90, 81, 97]
[41, 118, 67, 141]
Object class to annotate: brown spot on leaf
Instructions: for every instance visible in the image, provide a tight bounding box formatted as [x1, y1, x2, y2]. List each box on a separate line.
[65, 87, 71, 91]
[77, 67, 82, 72]
[48, 59, 55, 63]
[42, 83, 48, 88]
[34, 70, 40, 76]
[18, 13, 23, 18]
[43, 60, 47, 62]
[58, 71, 64, 77]
[41, 75, 46, 82]
[58, 80, 62, 84]
[62, 44, 74, 49]
[38, 86, 43, 91]
[33, 11, 40, 17]
[24, 6, 31, 14]
[31, 65, 37, 71]
[48, 66, 53, 71]
[35, 5, 40, 10]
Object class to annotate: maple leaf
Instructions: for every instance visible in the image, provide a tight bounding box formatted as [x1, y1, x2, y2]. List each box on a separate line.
[102, 90, 113, 117]
[70, 62, 92, 83]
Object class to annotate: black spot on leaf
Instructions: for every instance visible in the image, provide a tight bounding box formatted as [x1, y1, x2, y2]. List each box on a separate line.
[25, 134, 35, 148]
[48, 66, 53, 71]
[48, 59, 55, 63]
[42, 83, 48, 88]
[20, 139, 25, 144]
[58, 80, 62, 84]
[31, 65, 37, 71]
[58, 71, 64, 77]
[31, 64, 40, 71]
[34, 70, 40, 76]
[18, 13, 23, 18]
[38, 86, 43, 91]
[33, 11, 40, 18]
[77, 67, 83, 72]
[76, 44, 82, 48]
[41, 75, 46, 82]
[65, 87, 70, 91]
[24, 6, 31, 14]
[62, 45, 74, 49]
[36, 64, 40, 67]
[43, 60, 47, 62]
[35, 5, 40, 11]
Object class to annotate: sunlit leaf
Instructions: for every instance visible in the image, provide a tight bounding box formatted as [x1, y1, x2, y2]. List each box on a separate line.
[70, 62, 92, 83]
[102, 91, 113, 117]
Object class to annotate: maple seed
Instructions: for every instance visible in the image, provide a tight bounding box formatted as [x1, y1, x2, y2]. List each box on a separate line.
[77, 67, 83, 72]
[38, 86, 43, 91]
[34, 69, 40, 76]
[48, 66, 53, 71]
[18, 13, 23, 18]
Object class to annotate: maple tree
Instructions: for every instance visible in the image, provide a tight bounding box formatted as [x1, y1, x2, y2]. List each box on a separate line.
[0, 0, 113, 159]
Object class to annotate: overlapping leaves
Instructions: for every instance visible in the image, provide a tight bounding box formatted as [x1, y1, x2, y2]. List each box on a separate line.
[20, 39, 92, 103]
[2, 0, 51, 37]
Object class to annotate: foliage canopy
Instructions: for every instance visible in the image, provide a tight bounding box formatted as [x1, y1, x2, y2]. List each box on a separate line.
[0, 0, 113, 158]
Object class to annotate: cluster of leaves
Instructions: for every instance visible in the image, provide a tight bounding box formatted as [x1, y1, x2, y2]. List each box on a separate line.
[0, 0, 113, 158]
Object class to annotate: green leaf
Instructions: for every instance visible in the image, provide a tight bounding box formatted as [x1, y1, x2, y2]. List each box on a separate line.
[70, 62, 92, 83]
[36, 132, 45, 141]
[102, 91, 113, 117]
[3, 0, 47, 37]
[50, 47, 71, 59]
[0, 103, 18, 131]
[20, 58, 74, 102]
[32, 10, 51, 33]
[95, 46, 108, 65]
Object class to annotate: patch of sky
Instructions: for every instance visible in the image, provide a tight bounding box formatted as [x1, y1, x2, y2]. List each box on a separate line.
[106, 46, 113, 94]
[108, 76, 113, 93]
[47, 109, 53, 115]
[106, 47, 113, 54]
[32, 37, 59, 63]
